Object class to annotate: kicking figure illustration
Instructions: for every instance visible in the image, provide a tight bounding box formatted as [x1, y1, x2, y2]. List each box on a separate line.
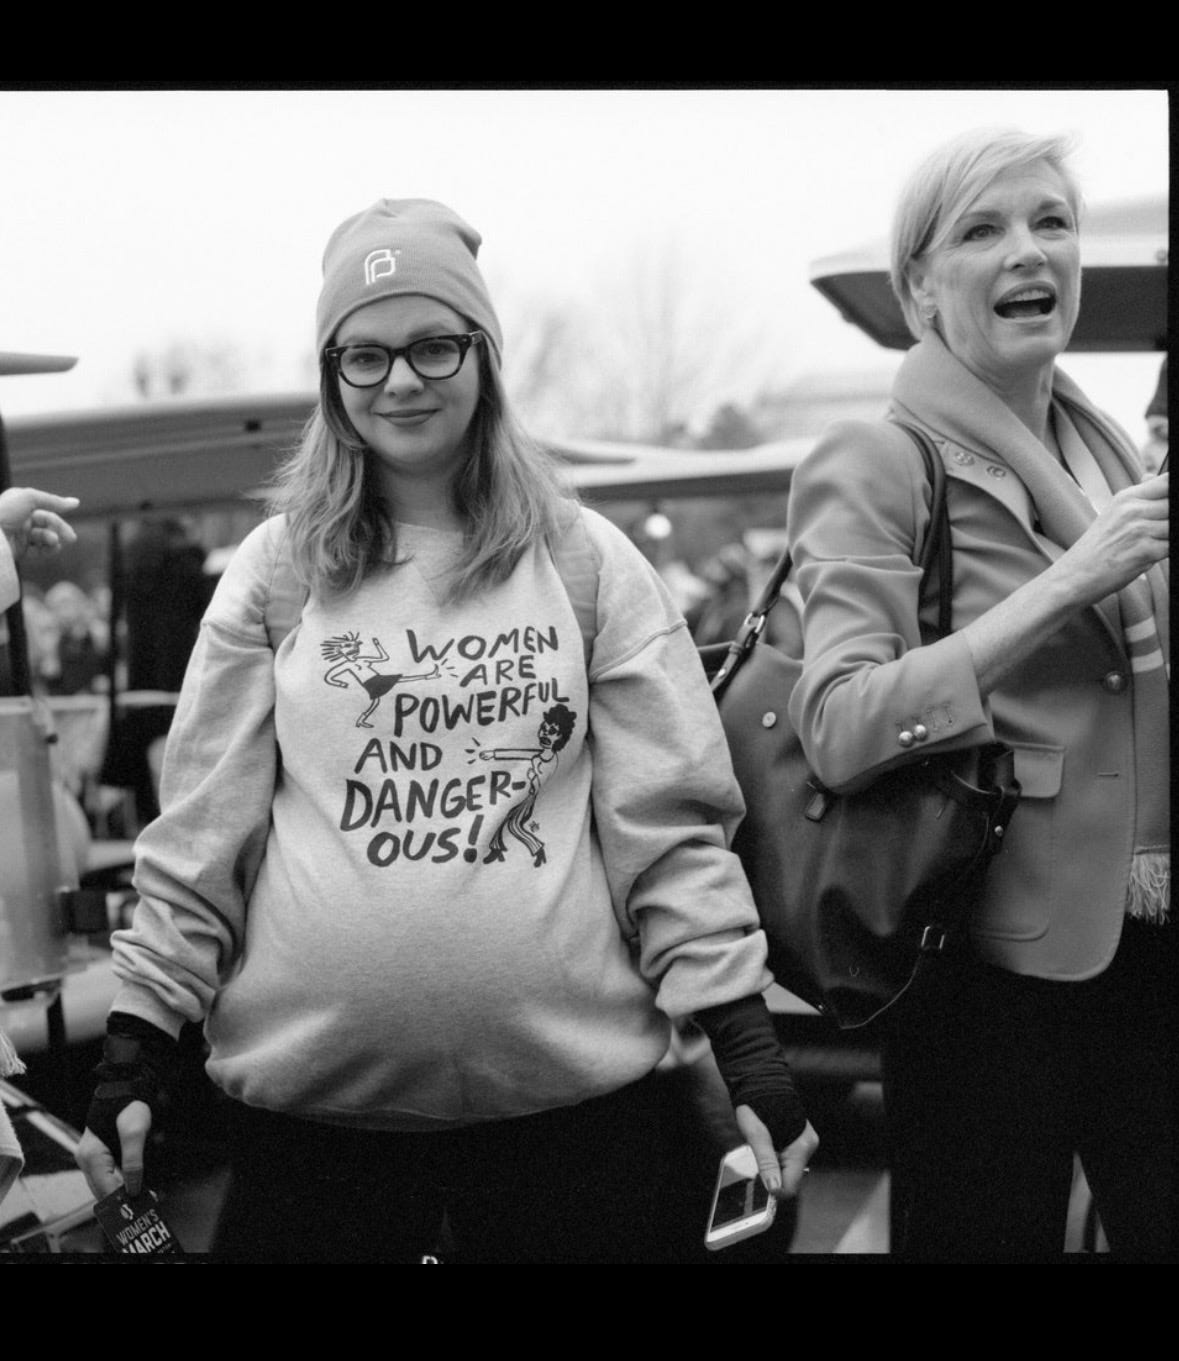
[320, 632, 440, 728]
[478, 703, 577, 867]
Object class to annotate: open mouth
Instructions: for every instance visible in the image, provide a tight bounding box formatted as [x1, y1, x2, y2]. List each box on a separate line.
[994, 287, 1056, 319]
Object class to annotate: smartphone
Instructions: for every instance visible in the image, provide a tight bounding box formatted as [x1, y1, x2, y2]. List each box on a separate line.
[704, 1143, 777, 1251]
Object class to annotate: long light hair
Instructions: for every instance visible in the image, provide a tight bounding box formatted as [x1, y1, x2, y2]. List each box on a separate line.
[889, 127, 1083, 342]
[266, 337, 578, 602]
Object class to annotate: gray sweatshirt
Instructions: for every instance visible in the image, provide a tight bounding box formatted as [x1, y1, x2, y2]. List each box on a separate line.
[110, 508, 771, 1130]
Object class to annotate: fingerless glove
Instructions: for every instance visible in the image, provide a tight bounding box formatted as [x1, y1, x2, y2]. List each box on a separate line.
[694, 994, 808, 1149]
[84, 1012, 177, 1158]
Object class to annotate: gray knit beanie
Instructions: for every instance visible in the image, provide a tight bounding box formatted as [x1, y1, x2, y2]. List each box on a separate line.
[315, 198, 503, 366]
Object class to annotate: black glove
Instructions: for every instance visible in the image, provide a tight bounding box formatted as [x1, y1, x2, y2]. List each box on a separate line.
[84, 1011, 177, 1160]
[693, 994, 808, 1150]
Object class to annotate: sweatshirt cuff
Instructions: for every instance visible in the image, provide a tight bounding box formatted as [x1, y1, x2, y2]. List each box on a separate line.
[108, 985, 188, 1043]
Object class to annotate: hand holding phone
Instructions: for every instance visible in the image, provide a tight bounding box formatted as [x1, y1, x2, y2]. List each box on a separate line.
[704, 1144, 777, 1251]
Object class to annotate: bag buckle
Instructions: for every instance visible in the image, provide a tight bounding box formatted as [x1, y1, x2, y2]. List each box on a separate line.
[919, 924, 947, 954]
[709, 612, 769, 695]
[804, 780, 833, 822]
[743, 610, 767, 640]
[977, 742, 1022, 855]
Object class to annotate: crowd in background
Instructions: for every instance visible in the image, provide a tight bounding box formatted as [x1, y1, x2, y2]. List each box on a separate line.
[17, 578, 111, 697]
[3, 361, 1167, 807]
[0, 350, 1166, 845]
[0, 516, 217, 838]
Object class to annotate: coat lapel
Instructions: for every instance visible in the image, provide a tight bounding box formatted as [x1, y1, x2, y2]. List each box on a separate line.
[934, 431, 1037, 526]
[891, 336, 1128, 659]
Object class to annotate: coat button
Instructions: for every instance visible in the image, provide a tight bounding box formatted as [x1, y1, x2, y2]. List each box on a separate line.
[761, 711, 777, 728]
[913, 723, 929, 741]
[898, 730, 915, 747]
[1102, 671, 1128, 693]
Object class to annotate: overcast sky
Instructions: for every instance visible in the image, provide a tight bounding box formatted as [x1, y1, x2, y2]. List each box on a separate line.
[0, 86, 1168, 439]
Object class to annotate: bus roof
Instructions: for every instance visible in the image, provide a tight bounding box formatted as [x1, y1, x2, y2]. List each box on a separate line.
[3, 394, 810, 518]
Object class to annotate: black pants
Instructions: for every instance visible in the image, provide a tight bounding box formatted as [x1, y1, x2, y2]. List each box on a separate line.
[881, 917, 1177, 1262]
[209, 1067, 733, 1264]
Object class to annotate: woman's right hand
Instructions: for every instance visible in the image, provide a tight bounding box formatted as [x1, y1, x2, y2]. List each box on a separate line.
[963, 470, 1168, 699]
[76, 1101, 154, 1199]
[1058, 471, 1169, 603]
[75, 1101, 154, 1200]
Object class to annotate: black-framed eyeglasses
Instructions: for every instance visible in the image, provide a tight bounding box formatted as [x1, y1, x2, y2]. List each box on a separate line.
[323, 331, 484, 387]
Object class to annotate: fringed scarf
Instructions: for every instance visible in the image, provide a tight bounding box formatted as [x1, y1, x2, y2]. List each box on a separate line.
[0, 1030, 25, 1079]
[893, 332, 1170, 923]
[1, 1032, 26, 1204]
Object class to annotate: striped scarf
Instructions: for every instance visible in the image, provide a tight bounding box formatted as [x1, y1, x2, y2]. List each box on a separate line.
[894, 333, 1170, 923]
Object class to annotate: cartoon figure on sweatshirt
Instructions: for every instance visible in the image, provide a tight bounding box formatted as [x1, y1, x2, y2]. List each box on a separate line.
[320, 632, 440, 728]
[478, 703, 577, 867]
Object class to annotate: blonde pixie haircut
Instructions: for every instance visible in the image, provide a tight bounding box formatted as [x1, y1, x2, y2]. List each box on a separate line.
[889, 127, 1083, 342]
[267, 338, 577, 603]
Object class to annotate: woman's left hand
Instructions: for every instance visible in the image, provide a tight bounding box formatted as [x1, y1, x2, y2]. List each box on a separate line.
[735, 1104, 820, 1198]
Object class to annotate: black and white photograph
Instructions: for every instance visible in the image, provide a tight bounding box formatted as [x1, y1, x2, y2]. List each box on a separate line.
[0, 85, 1170, 1263]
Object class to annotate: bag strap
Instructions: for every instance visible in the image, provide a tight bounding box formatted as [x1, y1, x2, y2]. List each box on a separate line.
[264, 531, 308, 652]
[710, 422, 951, 694]
[547, 512, 599, 673]
[263, 518, 600, 669]
[899, 423, 953, 638]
